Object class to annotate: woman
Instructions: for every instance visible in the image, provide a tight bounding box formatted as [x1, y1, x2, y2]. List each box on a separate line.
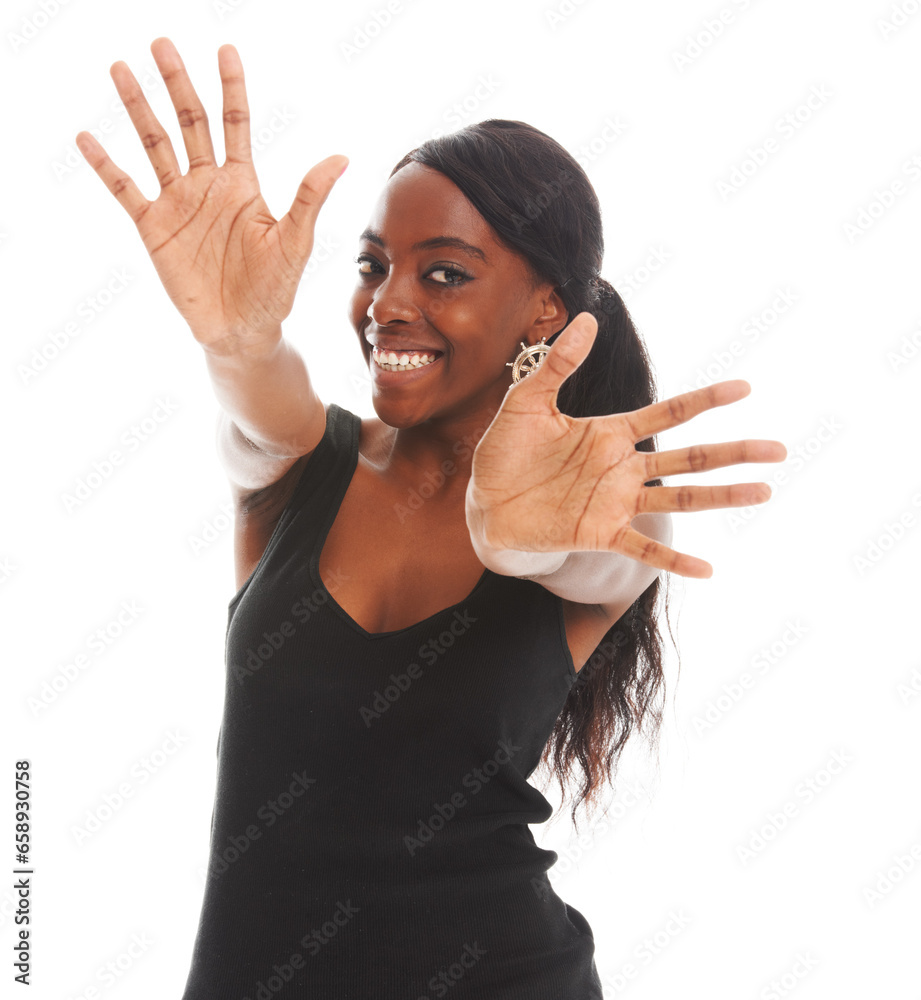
[76, 37, 785, 999]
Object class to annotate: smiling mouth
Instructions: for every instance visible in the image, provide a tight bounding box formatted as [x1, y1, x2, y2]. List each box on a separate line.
[371, 345, 444, 371]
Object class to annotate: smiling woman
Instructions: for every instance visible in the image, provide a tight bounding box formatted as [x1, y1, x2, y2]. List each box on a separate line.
[75, 34, 784, 1000]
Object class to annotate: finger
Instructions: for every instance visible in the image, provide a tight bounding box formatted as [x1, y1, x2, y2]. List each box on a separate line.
[110, 59, 183, 187]
[644, 438, 788, 478]
[217, 43, 252, 166]
[613, 525, 712, 578]
[278, 154, 350, 260]
[75, 131, 151, 224]
[505, 312, 598, 412]
[150, 36, 216, 169]
[638, 481, 773, 514]
[620, 379, 752, 444]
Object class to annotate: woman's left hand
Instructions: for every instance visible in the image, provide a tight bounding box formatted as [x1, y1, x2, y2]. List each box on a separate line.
[465, 312, 788, 579]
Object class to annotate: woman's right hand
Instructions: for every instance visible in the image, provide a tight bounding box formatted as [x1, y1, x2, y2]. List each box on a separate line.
[76, 37, 348, 355]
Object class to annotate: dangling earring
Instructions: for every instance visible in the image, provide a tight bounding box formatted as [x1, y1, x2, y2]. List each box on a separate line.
[506, 337, 550, 385]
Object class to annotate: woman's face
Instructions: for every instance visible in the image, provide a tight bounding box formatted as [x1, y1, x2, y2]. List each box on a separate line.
[348, 161, 567, 428]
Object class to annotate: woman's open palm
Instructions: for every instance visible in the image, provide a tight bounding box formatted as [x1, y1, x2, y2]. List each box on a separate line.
[466, 315, 788, 578]
[76, 37, 348, 351]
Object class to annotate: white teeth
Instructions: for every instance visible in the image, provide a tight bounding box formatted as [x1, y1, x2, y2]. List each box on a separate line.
[373, 346, 440, 372]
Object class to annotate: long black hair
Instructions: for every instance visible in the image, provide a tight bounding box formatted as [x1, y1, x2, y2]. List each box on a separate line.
[391, 120, 676, 830]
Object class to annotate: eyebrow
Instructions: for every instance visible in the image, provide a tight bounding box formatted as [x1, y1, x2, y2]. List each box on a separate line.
[359, 227, 489, 264]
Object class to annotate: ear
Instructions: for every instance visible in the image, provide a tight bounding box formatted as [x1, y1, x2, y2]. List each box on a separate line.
[533, 285, 570, 342]
[506, 312, 598, 410]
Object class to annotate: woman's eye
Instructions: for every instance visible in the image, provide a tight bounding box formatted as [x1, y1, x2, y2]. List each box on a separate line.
[428, 266, 469, 286]
[353, 254, 469, 287]
[354, 255, 380, 275]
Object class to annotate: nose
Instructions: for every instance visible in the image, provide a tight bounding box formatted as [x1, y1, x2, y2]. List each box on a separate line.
[365, 271, 422, 325]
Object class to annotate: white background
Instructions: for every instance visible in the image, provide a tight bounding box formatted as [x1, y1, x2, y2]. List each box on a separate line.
[2, 0, 920, 996]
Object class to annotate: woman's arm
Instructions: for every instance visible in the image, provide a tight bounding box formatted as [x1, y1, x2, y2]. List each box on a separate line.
[205, 331, 326, 490]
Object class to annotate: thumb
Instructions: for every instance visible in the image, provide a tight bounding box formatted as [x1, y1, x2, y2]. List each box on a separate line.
[509, 312, 598, 409]
[279, 153, 349, 261]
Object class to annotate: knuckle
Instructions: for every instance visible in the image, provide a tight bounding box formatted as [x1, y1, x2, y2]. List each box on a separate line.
[132, 202, 151, 225]
[141, 131, 166, 151]
[687, 445, 707, 471]
[177, 106, 207, 129]
[223, 109, 249, 126]
[159, 65, 184, 86]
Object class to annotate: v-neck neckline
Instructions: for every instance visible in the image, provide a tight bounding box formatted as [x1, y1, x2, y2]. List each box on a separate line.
[308, 407, 492, 641]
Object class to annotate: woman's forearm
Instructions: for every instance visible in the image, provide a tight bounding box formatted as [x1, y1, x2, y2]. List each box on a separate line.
[202, 328, 326, 461]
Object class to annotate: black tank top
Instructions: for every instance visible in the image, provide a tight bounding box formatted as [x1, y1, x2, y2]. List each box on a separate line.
[180, 402, 604, 999]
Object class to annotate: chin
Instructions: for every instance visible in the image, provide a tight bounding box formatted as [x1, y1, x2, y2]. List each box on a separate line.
[369, 395, 429, 429]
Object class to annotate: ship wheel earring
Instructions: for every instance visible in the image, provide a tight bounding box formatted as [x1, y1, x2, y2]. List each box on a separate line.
[506, 337, 550, 385]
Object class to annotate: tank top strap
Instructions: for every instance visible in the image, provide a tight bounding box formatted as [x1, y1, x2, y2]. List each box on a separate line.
[283, 402, 361, 516]
[227, 403, 360, 612]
